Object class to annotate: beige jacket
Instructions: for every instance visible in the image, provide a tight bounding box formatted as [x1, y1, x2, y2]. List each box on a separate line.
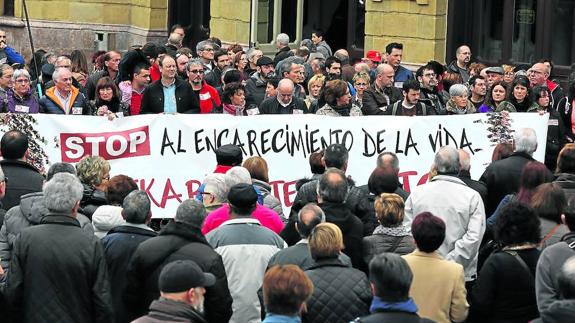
[403, 250, 469, 323]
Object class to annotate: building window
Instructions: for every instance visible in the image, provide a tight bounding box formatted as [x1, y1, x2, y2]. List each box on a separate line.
[3, 0, 15, 16]
[251, 0, 304, 49]
[549, 0, 575, 66]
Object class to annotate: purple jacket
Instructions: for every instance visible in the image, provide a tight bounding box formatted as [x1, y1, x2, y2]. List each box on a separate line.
[5, 89, 40, 114]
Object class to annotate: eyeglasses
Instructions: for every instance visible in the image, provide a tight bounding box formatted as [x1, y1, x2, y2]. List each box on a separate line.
[189, 69, 205, 74]
[15, 78, 30, 84]
[202, 48, 214, 52]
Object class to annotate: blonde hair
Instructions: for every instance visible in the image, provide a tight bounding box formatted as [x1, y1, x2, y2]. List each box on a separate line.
[307, 74, 326, 94]
[352, 72, 370, 84]
[76, 155, 110, 187]
[309, 222, 344, 259]
[502, 64, 515, 75]
[374, 193, 405, 227]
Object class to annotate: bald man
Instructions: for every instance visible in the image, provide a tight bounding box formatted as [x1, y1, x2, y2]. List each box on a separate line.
[361, 63, 403, 115]
[257, 78, 309, 114]
[529, 62, 564, 110]
[446, 45, 472, 84]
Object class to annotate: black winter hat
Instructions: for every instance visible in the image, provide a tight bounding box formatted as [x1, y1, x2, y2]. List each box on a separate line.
[215, 144, 243, 166]
[227, 183, 258, 209]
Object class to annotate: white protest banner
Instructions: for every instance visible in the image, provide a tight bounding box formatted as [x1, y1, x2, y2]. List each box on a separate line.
[7, 113, 548, 218]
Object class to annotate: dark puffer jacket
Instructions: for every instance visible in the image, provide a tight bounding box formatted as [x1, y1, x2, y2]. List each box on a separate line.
[125, 221, 233, 323]
[362, 233, 416, 265]
[303, 258, 371, 323]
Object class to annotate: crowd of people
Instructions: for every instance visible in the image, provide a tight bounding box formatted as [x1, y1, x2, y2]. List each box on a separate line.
[0, 25, 573, 323]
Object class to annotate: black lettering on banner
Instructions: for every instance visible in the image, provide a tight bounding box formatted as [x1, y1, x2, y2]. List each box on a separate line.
[290, 129, 306, 157]
[247, 130, 261, 156]
[460, 128, 474, 154]
[309, 128, 320, 153]
[232, 129, 248, 155]
[217, 129, 229, 147]
[363, 128, 387, 157]
[177, 130, 186, 153]
[261, 129, 271, 154]
[395, 129, 420, 156]
[342, 131, 354, 151]
[161, 128, 177, 155]
[194, 129, 205, 154]
[271, 128, 286, 152]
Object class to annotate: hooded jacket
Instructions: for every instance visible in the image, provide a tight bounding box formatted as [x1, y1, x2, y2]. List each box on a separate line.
[0, 192, 94, 271]
[92, 205, 126, 238]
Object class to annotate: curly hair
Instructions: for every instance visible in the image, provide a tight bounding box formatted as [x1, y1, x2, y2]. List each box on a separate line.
[495, 201, 541, 246]
[76, 155, 111, 187]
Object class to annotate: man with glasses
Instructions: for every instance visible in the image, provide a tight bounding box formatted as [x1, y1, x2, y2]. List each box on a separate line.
[529, 62, 564, 111]
[245, 47, 263, 76]
[446, 45, 472, 84]
[416, 63, 448, 115]
[257, 78, 308, 115]
[245, 56, 276, 107]
[196, 40, 216, 72]
[39, 67, 90, 115]
[0, 30, 24, 66]
[187, 58, 221, 113]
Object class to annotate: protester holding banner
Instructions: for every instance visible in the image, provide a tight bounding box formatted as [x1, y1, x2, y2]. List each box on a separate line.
[316, 79, 362, 116]
[91, 77, 129, 119]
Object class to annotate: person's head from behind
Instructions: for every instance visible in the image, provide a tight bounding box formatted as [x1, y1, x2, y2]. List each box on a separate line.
[46, 162, 76, 181]
[1, 130, 28, 160]
[224, 166, 252, 192]
[76, 155, 111, 189]
[174, 199, 207, 229]
[263, 265, 313, 317]
[243, 156, 270, 183]
[322, 143, 348, 170]
[309, 150, 325, 175]
[492, 142, 513, 162]
[227, 183, 258, 218]
[369, 253, 413, 302]
[159, 260, 215, 313]
[215, 144, 243, 166]
[202, 173, 227, 207]
[516, 162, 553, 203]
[309, 222, 344, 260]
[564, 197, 575, 232]
[122, 190, 151, 224]
[513, 128, 537, 155]
[530, 183, 566, 225]
[374, 193, 405, 228]
[43, 173, 83, 215]
[458, 149, 471, 172]
[106, 175, 138, 206]
[495, 202, 541, 247]
[432, 146, 460, 175]
[317, 168, 348, 204]
[411, 212, 445, 253]
[376, 152, 399, 172]
[296, 203, 325, 239]
[368, 166, 400, 195]
[557, 143, 575, 174]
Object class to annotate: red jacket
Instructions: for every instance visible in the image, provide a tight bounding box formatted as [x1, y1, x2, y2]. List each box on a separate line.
[199, 83, 221, 113]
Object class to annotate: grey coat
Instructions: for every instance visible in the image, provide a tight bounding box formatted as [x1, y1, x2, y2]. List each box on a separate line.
[0, 192, 93, 271]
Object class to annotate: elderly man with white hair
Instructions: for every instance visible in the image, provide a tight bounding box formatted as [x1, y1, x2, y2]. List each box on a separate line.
[274, 33, 292, 66]
[404, 146, 486, 287]
[480, 128, 552, 216]
[4, 173, 114, 322]
[201, 166, 284, 235]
